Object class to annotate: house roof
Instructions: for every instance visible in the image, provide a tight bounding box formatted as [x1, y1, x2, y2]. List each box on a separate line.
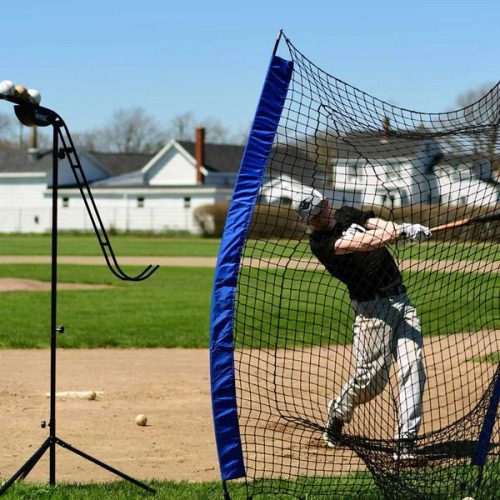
[267, 143, 321, 188]
[0, 141, 243, 177]
[88, 152, 154, 176]
[0, 149, 53, 173]
[333, 131, 427, 159]
[178, 141, 244, 173]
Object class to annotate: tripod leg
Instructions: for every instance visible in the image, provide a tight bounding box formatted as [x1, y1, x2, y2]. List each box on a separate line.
[55, 438, 156, 494]
[0, 437, 51, 495]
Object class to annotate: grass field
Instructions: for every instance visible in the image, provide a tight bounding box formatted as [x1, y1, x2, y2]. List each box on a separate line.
[0, 264, 497, 349]
[244, 238, 499, 262]
[0, 236, 497, 498]
[0, 234, 498, 262]
[2, 466, 499, 500]
[0, 264, 213, 348]
[0, 479, 380, 499]
[0, 234, 221, 257]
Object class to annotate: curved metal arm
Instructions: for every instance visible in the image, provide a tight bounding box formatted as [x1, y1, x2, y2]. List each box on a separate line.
[55, 118, 160, 281]
[0, 95, 159, 281]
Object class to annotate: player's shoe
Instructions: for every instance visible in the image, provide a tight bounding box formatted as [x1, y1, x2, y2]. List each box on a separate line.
[323, 399, 344, 448]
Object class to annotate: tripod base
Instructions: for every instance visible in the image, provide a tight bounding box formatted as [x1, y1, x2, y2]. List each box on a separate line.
[0, 436, 156, 495]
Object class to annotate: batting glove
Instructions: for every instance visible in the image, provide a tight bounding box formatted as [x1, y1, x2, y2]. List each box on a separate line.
[399, 223, 432, 242]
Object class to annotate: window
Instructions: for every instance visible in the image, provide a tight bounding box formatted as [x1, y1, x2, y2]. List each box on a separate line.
[62, 197, 69, 208]
[137, 197, 145, 208]
[386, 170, 400, 181]
[347, 164, 357, 179]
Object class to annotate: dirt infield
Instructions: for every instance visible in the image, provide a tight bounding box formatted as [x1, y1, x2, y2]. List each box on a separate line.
[0, 257, 497, 484]
[0, 255, 497, 274]
[0, 278, 112, 293]
[0, 331, 497, 484]
[0, 349, 218, 483]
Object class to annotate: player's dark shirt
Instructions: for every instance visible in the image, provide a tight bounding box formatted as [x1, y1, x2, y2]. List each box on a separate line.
[309, 206, 402, 301]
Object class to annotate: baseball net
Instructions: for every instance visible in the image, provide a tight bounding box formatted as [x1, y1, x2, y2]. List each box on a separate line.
[210, 32, 499, 499]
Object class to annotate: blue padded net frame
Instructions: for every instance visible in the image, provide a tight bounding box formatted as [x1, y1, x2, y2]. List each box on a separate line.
[210, 53, 293, 481]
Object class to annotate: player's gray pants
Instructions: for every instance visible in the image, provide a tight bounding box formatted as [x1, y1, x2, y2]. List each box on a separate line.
[331, 293, 426, 440]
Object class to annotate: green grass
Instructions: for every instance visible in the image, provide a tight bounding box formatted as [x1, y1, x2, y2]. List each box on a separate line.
[396, 239, 499, 262]
[1, 463, 499, 500]
[474, 352, 500, 363]
[244, 238, 500, 263]
[234, 267, 498, 348]
[0, 234, 220, 257]
[0, 264, 214, 348]
[0, 481, 229, 500]
[0, 234, 498, 262]
[0, 479, 378, 500]
[0, 264, 497, 349]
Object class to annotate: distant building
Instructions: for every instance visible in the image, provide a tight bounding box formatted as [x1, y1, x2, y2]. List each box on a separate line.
[1, 126, 498, 234]
[260, 131, 499, 210]
[0, 128, 243, 233]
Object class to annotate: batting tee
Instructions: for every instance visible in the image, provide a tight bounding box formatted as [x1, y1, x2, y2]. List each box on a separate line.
[210, 32, 499, 499]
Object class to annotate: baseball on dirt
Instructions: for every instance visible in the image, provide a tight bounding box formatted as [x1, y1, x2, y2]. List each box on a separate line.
[135, 414, 147, 426]
[86, 390, 97, 400]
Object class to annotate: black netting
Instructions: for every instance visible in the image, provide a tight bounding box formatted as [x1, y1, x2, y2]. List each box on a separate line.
[228, 33, 499, 499]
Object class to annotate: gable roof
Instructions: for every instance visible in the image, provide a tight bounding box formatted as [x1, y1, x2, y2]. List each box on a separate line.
[332, 131, 429, 159]
[0, 149, 53, 173]
[0, 139, 245, 187]
[88, 152, 154, 176]
[178, 141, 244, 173]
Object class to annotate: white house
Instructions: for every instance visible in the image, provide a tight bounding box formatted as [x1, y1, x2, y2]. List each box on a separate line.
[260, 131, 499, 210]
[0, 129, 241, 233]
[1, 125, 497, 234]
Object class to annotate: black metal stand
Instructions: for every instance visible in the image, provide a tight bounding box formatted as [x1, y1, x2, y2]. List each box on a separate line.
[0, 95, 158, 495]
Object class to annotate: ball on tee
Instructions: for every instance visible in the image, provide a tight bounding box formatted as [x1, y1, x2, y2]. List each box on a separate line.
[135, 414, 147, 426]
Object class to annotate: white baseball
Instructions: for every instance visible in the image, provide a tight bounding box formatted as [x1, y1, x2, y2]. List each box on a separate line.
[86, 390, 97, 400]
[135, 414, 147, 426]
[28, 88, 41, 105]
[462, 497, 475, 500]
[0, 80, 15, 96]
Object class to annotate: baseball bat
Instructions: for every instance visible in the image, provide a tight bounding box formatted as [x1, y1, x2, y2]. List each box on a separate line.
[430, 212, 500, 233]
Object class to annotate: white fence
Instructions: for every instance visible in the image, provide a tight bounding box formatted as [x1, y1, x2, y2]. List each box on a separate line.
[0, 206, 200, 234]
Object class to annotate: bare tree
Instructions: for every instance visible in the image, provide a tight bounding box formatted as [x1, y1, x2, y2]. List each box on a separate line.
[200, 117, 230, 144]
[72, 130, 105, 152]
[83, 107, 166, 154]
[456, 82, 499, 171]
[0, 111, 15, 146]
[75, 109, 247, 153]
[167, 112, 249, 145]
[230, 124, 251, 145]
[456, 82, 498, 109]
[167, 112, 195, 141]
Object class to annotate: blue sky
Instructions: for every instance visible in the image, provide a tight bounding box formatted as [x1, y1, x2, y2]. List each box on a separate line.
[2, 0, 498, 137]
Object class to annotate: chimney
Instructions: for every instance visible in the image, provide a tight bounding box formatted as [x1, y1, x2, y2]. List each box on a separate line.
[195, 126, 205, 184]
[382, 116, 390, 137]
[27, 126, 39, 162]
